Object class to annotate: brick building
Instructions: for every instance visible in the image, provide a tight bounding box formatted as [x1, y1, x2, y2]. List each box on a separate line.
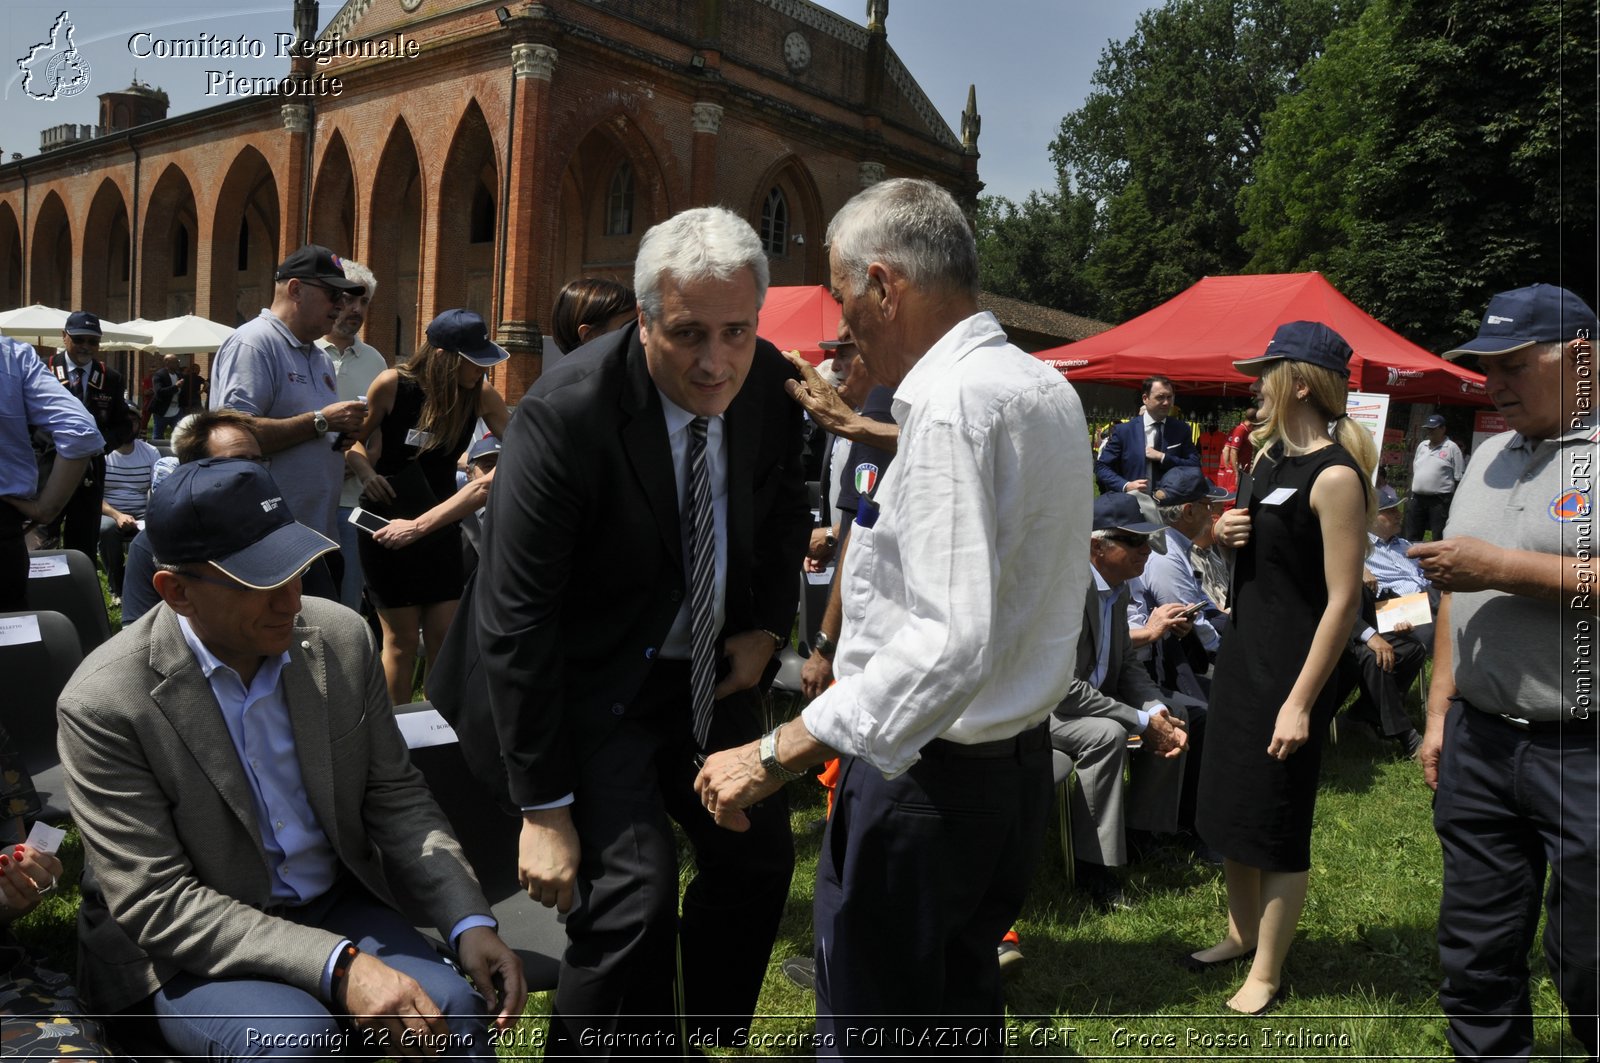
[0, 0, 980, 399]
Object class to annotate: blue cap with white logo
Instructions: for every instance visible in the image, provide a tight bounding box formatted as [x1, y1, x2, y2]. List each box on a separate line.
[1443, 283, 1598, 359]
[147, 458, 336, 589]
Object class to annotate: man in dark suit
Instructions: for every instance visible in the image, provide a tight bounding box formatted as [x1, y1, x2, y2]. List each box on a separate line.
[466, 206, 808, 1053]
[1094, 374, 1200, 494]
[58, 458, 526, 1058]
[43, 311, 134, 558]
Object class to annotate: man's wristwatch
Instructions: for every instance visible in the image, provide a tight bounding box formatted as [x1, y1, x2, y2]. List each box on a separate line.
[760, 726, 807, 782]
[811, 630, 837, 658]
[312, 409, 330, 434]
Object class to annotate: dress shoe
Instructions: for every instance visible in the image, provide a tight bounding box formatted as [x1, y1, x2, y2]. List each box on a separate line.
[1177, 946, 1255, 973]
[1075, 861, 1130, 912]
[1398, 728, 1423, 758]
[780, 956, 815, 992]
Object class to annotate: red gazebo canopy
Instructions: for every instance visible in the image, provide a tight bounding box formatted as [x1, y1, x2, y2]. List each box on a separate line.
[1033, 273, 1487, 405]
[757, 285, 841, 365]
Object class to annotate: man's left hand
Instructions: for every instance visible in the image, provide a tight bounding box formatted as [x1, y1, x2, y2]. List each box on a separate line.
[694, 742, 781, 832]
[1143, 710, 1188, 759]
[714, 630, 777, 699]
[1407, 536, 1502, 592]
[454, 926, 529, 1030]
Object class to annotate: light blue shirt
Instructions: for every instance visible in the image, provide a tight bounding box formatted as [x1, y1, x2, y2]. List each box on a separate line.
[1090, 565, 1161, 732]
[175, 616, 492, 993]
[1140, 526, 1228, 652]
[1367, 532, 1428, 597]
[1, 337, 103, 498]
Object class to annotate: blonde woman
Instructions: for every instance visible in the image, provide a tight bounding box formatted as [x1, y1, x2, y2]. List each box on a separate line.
[1184, 321, 1376, 1015]
[346, 309, 510, 704]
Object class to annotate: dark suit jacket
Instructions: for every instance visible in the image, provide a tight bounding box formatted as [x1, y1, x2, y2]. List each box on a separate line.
[48, 353, 133, 452]
[57, 599, 491, 1012]
[438, 324, 809, 807]
[1094, 414, 1200, 493]
[1056, 577, 1168, 730]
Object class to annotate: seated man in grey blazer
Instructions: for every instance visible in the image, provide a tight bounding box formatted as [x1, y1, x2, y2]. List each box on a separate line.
[1052, 492, 1199, 909]
[58, 458, 527, 1059]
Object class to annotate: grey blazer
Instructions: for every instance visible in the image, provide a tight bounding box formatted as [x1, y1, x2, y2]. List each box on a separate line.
[1055, 578, 1168, 729]
[57, 597, 491, 1012]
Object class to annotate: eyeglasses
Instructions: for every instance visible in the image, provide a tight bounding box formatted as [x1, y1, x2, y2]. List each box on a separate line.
[1103, 532, 1152, 548]
[68, 335, 100, 346]
[174, 567, 248, 590]
[299, 280, 357, 303]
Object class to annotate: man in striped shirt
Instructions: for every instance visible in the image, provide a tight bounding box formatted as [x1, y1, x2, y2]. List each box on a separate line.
[98, 435, 161, 601]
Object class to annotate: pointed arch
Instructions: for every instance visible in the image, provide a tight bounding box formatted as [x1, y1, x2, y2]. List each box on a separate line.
[749, 155, 825, 286]
[432, 99, 501, 324]
[550, 114, 670, 303]
[30, 191, 72, 309]
[311, 131, 358, 255]
[209, 146, 281, 327]
[368, 118, 424, 362]
[82, 179, 133, 321]
[140, 164, 199, 319]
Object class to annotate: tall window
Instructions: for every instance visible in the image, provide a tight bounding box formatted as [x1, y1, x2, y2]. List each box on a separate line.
[759, 187, 788, 255]
[605, 162, 634, 236]
[173, 224, 189, 277]
[237, 218, 250, 271]
[470, 182, 496, 244]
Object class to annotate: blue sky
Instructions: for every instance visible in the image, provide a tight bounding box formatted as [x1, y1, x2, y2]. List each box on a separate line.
[2, 1, 1151, 203]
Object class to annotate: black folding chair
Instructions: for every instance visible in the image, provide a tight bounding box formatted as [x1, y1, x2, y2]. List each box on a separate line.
[0, 609, 85, 820]
[26, 548, 112, 654]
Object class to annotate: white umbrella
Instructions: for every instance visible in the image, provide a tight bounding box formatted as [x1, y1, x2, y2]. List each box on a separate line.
[136, 314, 236, 355]
[0, 304, 153, 346]
[97, 317, 161, 352]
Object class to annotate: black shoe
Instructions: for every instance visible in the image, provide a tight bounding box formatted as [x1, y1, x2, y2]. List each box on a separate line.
[1397, 728, 1423, 758]
[1177, 946, 1255, 973]
[1075, 861, 1129, 911]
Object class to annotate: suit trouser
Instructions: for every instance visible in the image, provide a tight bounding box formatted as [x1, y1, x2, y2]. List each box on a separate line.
[98, 516, 137, 596]
[149, 883, 492, 1060]
[548, 663, 793, 1059]
[1050, 708, 1190, 867]
[0, 502, 25, 612]
[813, 724, 1050, 1060]
[1404, 491, 1453, 542]
[1434, 706, 1598, 1061]
[1345, 629, 1428, 737]
[45, 456, 103, 561]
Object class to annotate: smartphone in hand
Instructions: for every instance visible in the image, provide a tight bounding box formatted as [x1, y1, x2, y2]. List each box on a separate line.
[349, 507, 390, 535]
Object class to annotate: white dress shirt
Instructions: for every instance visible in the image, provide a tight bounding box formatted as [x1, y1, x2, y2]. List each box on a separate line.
[801, 312, 1092, 776]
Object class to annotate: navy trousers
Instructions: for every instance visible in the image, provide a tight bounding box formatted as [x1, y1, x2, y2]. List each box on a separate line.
[1434, 705, 1598, 1061]
[151, 885, 492, 1061]
[813, 725, 1051, 1060]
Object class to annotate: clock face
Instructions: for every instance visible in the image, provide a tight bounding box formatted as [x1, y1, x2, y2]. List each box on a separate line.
[783, 31, 811, 73]
[401, 0, 422, 10]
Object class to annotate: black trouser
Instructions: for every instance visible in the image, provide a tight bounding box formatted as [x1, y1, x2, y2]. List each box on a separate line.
[44, 455, 104, 563]
[813, 724, 1051, 1060]
[1344, 627, 1429, 737]
[1435, 704, 1598, 1060]
[1404, 491, 1453, 542]
[0, 502, 26, 612]
[547, 662, 794, 1059]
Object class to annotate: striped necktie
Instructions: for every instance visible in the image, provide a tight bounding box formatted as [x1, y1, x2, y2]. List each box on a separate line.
[687, 417, 718, 752]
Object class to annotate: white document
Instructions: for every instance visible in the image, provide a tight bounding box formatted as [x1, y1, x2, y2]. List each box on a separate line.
[25, 821, 66, 854]
[1376, 592, 1432, 634]
[1259, 487, 1298, 506]
[805, 567, 834, 586]
[0, 614, 42, 646]
[396, 707, 459, 749]
[27, 555, 69, 579]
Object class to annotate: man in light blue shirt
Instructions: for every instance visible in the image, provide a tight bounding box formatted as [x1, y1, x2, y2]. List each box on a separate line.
[0, 336, 102, 610]
[58, 459, 526, 1059]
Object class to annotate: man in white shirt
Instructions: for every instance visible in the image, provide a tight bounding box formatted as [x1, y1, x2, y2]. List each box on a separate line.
[696, 178, 1091, 1053]
[1405, 413, 1466, 542]
[317, 259, 388, 611]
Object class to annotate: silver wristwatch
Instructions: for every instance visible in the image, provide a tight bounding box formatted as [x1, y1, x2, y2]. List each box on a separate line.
[313, 409, 330, 434]
[760, 726, 806, 782]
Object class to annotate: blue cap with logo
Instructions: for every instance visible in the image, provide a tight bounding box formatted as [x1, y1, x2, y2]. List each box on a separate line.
[65, 311, 102, 337]
[1376, 484, 1403, 511]
[147, 458, 336, 590]
[1233, 320, 1353, 379]
[467, 433, 502, 465]
[274, 244, 365, 293]
[1443, 283, 1598, 360]
[427, 309, 509, 367]
[1153, 467, 1226, 506]
[1093, 492, 1167, 554]
[1422, 413, 1446, 429]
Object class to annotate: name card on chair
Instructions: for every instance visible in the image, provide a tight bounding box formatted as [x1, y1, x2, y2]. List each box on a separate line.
[28, 555, 69, 579]
[0, 614, 43, 646]
[396, 707, 460, 750]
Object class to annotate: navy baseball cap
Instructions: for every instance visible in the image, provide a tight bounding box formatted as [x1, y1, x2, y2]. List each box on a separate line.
[1422, 413, 1446, 429]
[275, 244, 365, 293]
[1233, 321, 1353, 379]
[1376, 484, 1403, 511]
[65, 311, 102, 337]
[1153, 466, 1221, 506]
[427, 309, 509, 367]
[1093, 493, 1167, 553]
[467, 433, 502, 464]
[147, 458, 336, 590]
[1443, 284, 1598, 360]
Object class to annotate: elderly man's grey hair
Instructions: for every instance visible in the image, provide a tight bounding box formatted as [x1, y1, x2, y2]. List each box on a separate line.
[825, 178, 979, 301]
[340, 259, 377, 297]
[634, 207, 769, 324]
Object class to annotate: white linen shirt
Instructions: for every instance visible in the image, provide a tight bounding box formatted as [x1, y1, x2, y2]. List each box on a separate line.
[801, 311, 1092, 776]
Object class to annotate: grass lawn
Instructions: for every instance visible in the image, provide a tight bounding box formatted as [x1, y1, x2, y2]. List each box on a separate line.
[19, 599, 1584, 1058]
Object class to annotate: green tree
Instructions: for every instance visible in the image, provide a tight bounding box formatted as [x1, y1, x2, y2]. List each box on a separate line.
[974, 190, 1097, 314]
